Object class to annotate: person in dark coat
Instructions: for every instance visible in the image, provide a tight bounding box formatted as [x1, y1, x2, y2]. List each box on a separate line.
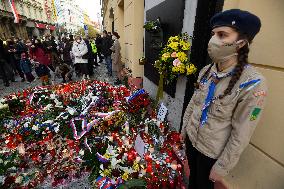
[60, 38, 73, 65]
[34, 62, 50, 86]
[95, 34, 103, 63]
[0, 39, 15, 87]
[7, 38, 26, 81]
[101, 30, 113, 76]
[50, 35, 61, 68]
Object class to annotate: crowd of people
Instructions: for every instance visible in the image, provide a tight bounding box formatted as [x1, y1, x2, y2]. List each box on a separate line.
[0, 30, 122, 87]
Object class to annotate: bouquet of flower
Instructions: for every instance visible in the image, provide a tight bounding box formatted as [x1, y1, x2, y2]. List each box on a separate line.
[154, 33, 197, 100]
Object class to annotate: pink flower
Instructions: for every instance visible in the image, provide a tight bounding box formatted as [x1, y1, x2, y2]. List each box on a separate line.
[173, 58, 181, 67]
[171, 52, 177, 58]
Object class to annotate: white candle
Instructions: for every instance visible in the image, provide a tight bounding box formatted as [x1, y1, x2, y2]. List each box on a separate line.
[125, 124, 129, 134]
[145, 126, 148, 134]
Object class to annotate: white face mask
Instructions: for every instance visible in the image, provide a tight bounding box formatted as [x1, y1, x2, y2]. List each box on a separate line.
[76, 40, 81, 43]
[208, 35, 243, 64]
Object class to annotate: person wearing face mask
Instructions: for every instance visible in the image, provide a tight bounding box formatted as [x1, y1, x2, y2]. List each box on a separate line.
[110, 32, 122, 82]
[181, 9, 267, 189]
[71, 35, 90, 80]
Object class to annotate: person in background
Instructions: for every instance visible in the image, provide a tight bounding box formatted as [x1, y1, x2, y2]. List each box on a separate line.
[72, 35, 89, 80]
[110, 32, 122, 82]
[34, 62, 50, 86]
[19, 52, 35, 83]
[0, 39, 15, 87]
[25, 39, 32, 57]
[7, 38, 25, 81]
[90, 38, 99, 67]
[101, 30, 113, 76]
[95, 34, 103, 63]
[84, 38, 94, 77]
[42, 34, 54, 71]
[50, 35, 61, 69]
[53, 62, 73, 83]
[31, 39, 55, 72]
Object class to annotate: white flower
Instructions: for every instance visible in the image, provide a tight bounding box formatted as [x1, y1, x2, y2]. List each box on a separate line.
[100, 164, 104, 170]
[43, 120, 54, 125]
[23, 122, 30, 128]
[54, 126, 59, 133]
[0, 98, 5, 103]
[43, 104, 53, 111]
[79, 149, 84, 156]
[50, 93, 56, 99]
[0, 159, 3, 164]
[0, 176, 4, 185]
[32, 125, 39, 131]
[67, 107, 77, 115]
[111, 158, 121, 168]
[0, 104, 8, 110]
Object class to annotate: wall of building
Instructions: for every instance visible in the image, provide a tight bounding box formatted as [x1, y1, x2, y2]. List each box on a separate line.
[102, 0, 144, 77]
[221, 0, 284, 188]
[0, 0, 56, 39]
[55, 0, 83, 33]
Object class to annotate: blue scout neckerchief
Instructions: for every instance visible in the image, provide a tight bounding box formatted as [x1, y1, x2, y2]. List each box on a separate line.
[200, 66, 261, 126]
[200, 71, 233, 127]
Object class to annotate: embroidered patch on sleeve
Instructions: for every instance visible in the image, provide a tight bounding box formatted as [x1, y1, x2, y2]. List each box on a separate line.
[254, 90, 266, 97]
[250, 107, 262, 121]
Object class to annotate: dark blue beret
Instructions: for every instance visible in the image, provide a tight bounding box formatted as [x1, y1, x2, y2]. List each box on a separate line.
[210, 9, 261, 40]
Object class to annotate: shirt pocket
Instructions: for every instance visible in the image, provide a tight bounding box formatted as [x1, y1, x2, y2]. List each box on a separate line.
[208, 91, 239, 120]
[192, 87, 207, 106]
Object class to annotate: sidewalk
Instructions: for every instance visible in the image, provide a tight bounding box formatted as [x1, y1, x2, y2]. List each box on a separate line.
[0, 61, 117, 98]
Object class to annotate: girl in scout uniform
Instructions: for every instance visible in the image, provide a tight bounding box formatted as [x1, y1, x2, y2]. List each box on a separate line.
[181, 9, 267, 189]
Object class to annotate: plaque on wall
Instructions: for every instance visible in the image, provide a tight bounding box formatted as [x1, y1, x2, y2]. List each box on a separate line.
[144, 0, 185, 98]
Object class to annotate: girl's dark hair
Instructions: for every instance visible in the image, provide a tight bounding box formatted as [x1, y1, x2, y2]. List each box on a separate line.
[199, 30, 251, 98]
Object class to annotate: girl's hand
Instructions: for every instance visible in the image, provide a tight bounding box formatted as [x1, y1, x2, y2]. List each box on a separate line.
[209, 169, 223, 183]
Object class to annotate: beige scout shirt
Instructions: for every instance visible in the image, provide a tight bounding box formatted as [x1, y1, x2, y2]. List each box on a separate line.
[181, 63, 267, 176]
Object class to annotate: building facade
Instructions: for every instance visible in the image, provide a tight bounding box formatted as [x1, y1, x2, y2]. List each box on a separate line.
[0, 0, 57, 39]
[55, 0, 84, 34]
[101, 0, 144, 78]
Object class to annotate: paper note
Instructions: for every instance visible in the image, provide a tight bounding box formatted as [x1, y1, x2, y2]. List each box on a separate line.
[134, 135, 145, 157]
[157, 103, 168, 121]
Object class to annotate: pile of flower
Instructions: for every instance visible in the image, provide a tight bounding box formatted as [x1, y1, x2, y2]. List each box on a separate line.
[0, 80, 186, 189]
[154, 33, 197, 82]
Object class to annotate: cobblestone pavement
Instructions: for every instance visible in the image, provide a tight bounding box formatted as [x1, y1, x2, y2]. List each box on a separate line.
[0, 61, 116, 188]
[0, 61, 117, 98]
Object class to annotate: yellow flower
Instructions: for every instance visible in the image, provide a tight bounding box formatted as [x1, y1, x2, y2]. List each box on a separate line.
[161, 52, 171, 61]
[186, 64, 197, 75]
[122, 171, 129, 181]
[180, 40, 190, 51]
[102, 169, 111, 177]
[172, 66, 179, 72]
[168, 42, 179, 51]
[103, 153, 111, 159]
[176, 52, 188, 62]
[133, 162, 140, 172]
[168, 36, 179, 43]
